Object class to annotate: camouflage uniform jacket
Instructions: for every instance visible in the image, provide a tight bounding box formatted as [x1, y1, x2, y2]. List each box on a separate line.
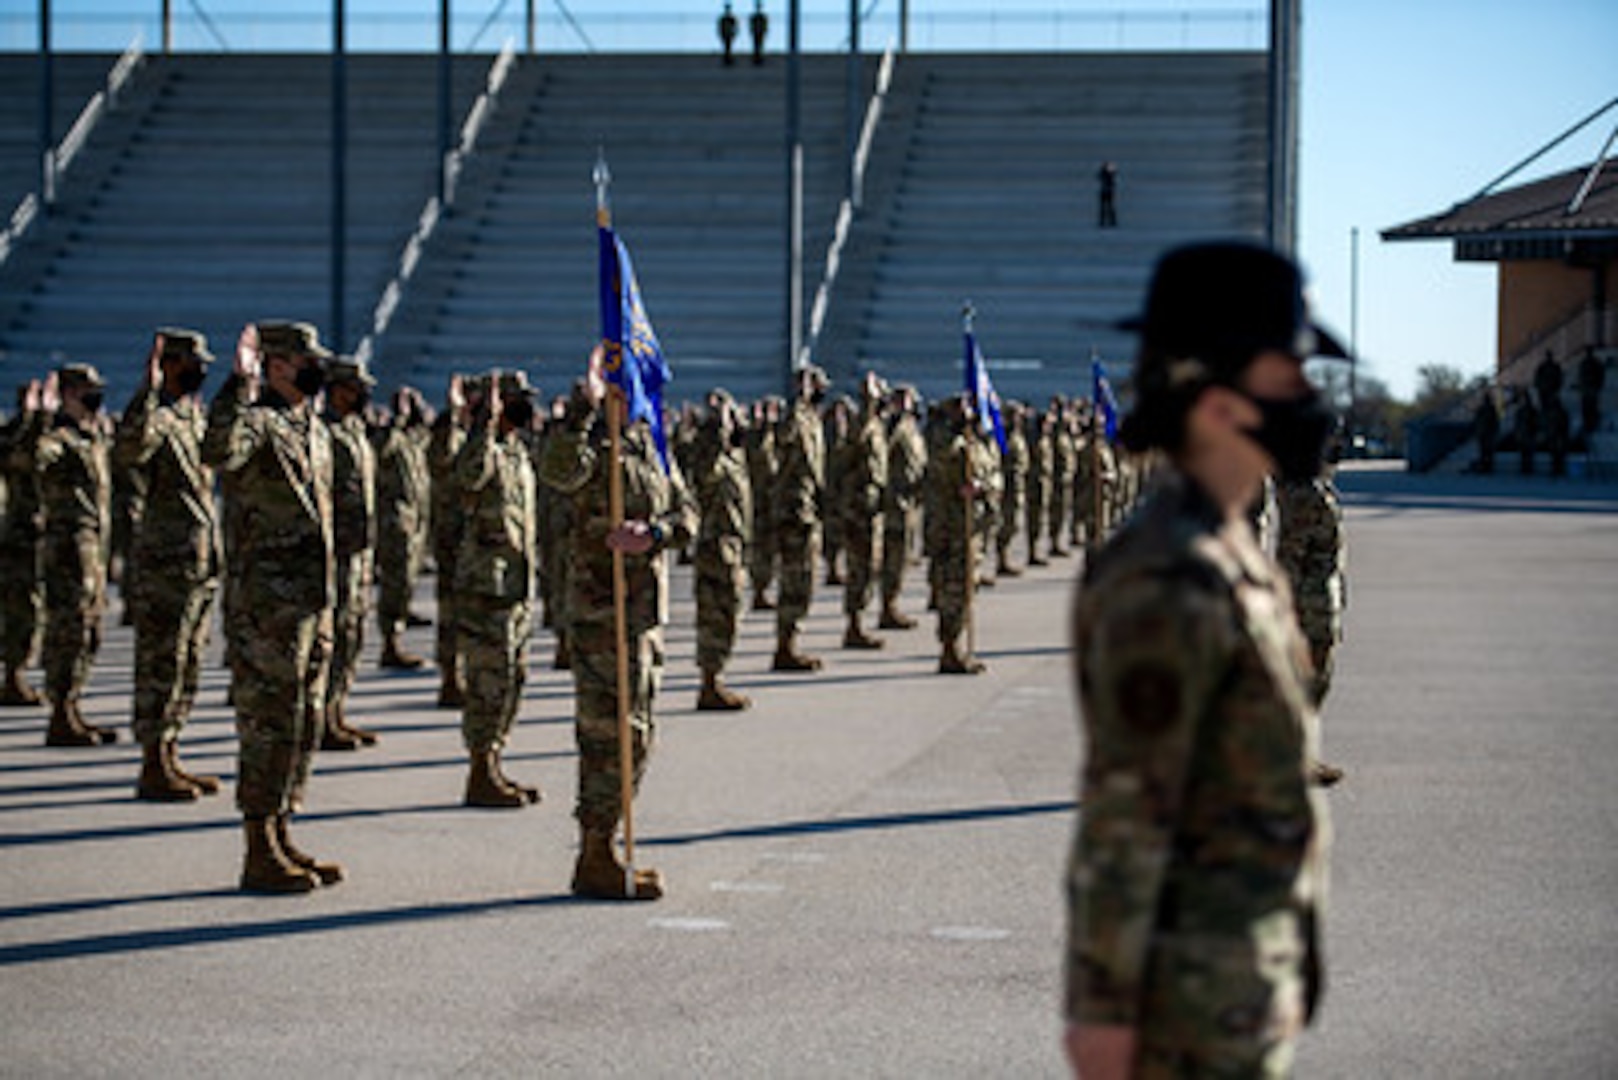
[774, 400, 825, 528]
[453, 424, 536, 607]
[35, 413, 112, 604]
[744, 422, 776, 507]
[375, 422, 430, 546]
[1067, 474, 1328, 1027]
[325, 411, 377, 563]
[924, 429, 998, 556]
[114, 387, 218, 583]
[696, 440, 752, 553]
[1275, 476, 1345, 633]
[883, 414, 926, 518]
[1, 411, 44, 546]
[1001, 424, 1030, 503]
[428, 416, 468, 556]
[840, 407, 888, 529]
[540, 420, 694, 636]
[201, 377, 334, 615]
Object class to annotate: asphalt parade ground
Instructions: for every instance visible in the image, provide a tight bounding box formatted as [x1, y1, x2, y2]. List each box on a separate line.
[2, 462, 1615, 1078]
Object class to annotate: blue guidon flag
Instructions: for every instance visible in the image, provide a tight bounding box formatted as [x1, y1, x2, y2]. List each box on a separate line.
[963, 327, 1008, 453]
[598, 209, 672, 471]
[1091, 355, 1119, 443]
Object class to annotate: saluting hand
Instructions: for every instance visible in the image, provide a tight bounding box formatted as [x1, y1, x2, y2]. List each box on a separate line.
[41, 371, 60, 414]
[146, 332, 166, 390]
[235, 323, 261, 396]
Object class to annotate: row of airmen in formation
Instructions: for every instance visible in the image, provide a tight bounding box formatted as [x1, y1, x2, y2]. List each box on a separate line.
[0, 320, 1343, 898]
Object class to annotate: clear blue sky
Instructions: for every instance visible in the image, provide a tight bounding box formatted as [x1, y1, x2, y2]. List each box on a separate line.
[6, 1, 1616, 398]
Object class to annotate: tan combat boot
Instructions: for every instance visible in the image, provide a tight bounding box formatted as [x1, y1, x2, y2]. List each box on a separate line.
[330, 700, 379, 747]
[771, 632, 822, 673]
[939, 638, 987, 675]
[69, 700, 118, 743]
[0, 665, 42, 707]
[135, 741, 199, 802]
[164, 740, 220, 795]
[842, 614, 884, 650]
[571, 828, 664, 901]
[319, 702, 363, 752]
[696, 670, 751, 711]
[996, 548, 1022, 577]
[240, 816, 318, 894]
[379, 631, 426, 671]
[463, 749, 527, 809]
[45, 699, 99, 747]
[878, 600, 917, 630]
[492, 749, 542, 804]
[273, 813, 344, 885]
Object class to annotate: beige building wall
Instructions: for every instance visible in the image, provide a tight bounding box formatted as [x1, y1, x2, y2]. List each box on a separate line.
[1497, 257, 1618, 370]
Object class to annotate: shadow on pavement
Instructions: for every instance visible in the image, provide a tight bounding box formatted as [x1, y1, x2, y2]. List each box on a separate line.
[641, 798, 1074, 849]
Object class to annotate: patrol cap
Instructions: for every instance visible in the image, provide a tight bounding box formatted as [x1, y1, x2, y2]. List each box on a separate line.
[56, 362, 106, 390]
[495, 370, 535, 398]
[255, 321, 333, 361]
[796, 364, 830, 391]
[156, 328, 215, 365]
[1118, 241, 1349, 390]
[326, 355, 376, 387]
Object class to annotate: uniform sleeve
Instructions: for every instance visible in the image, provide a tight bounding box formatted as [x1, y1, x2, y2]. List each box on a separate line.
[201, 375, 264, 475]
[114, 385, 164, 472]
[1066, 567, 1237, 1026]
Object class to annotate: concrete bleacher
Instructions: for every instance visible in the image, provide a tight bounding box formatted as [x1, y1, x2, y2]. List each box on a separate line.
[0, 54, 118, 219]
[0, 49, 1266, 408]
[817, 52, 1268, 404]
[0, 54, 488, 401]
[375, 54, 875, 404]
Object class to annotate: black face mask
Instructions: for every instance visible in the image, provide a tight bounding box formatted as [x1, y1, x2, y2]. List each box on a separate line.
[293, 364, 325, 397]
[81, 391, 104, 413]
[176, 366, 206, 395]
[503, 399, 534, 429]
[1241, 389, 1335, 483]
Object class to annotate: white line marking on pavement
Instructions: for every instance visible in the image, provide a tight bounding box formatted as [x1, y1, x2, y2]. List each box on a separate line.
[648, 917, 731, 932]
[710, 881, 786, 894]
[930, 926, 1013, 942]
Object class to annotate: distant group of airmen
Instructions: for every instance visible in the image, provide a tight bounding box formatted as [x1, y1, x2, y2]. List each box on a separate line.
[0, 320, 1170, 900]
[0, 311, 1346, 905]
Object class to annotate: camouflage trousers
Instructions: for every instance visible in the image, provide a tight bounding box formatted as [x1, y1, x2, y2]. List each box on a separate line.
[0, 540, 40, 669]
[879, 504, 915, 606]
[1297, 606, 1341, 706]
[1131, 921, 1311, 1080]
[694, 536, 744, 675]
[131, 570, 216, 745]
[749, 505, 777, 597]
[42, 540, 105, 705]
[457, 596, 530, 752]
[375, 520, 423, 634]
[327, 552, 370, 710]
[774, 520, 819, 639]
[1025, 482, 1048, 563]
[227, 603, 331, 817]
[842, 512, 881, 616]
[930, 532, 976, 644]
[569, 616, 659, 833]
[433, 537, 460, 673]
[998, 484, 1025, 555]
[1048, 476, 1071, 548]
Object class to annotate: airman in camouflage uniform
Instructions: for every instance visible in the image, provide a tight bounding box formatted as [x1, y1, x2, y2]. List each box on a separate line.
[117, 330, 223, 798]
[879, 383, 924, 630]
[1048, 397, 1076, 559]
[1024, 407, 1053, 569]
[321, 357, 381, 752]
[455, 371, 542, 809]
[996, 399, 1029, 578]
[1277, 472, 1348, 787]
[375, 385, 433, 671]
[745, 395, 781, 611]
[0, 385, 45, 706]
[428, 377, 476, 705]
[203, 321, 342, 894]
[925, 396, 995, 675]
[1066, 242, 1338, 1078]
[32, 365, 116, 745]
[692, 390, 752, 710]
[822, 394, 854, 587]
[772, 365, 829, 671]
[840, 373, 889, 649]
[540, 370, 695, 901]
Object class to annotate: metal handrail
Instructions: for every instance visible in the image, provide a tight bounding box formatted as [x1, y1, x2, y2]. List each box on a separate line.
[357, 38, 517, 367]
[799, 41, 895, 370]
[1, 33, 143, 270]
